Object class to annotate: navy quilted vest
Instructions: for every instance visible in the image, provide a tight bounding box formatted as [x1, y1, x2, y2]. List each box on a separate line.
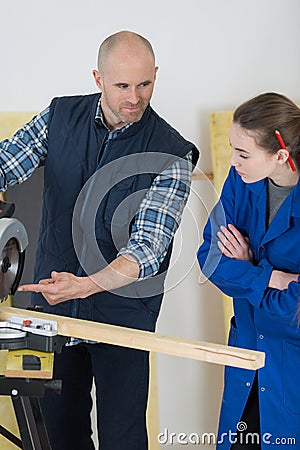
[32, 93, 198, 331]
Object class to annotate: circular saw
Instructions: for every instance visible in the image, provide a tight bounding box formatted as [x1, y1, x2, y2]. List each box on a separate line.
[0, 201, 28, 301]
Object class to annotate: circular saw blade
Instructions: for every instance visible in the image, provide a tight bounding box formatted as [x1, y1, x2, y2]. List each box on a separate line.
[0, 237, 20, 301]
[0, 327, 27, 339]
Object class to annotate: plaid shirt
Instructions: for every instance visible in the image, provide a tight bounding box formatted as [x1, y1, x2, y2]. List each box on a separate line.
[0, 102, 193, 280]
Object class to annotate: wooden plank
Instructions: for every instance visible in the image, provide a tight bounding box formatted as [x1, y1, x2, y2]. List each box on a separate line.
[210, 111, 233, 193]
[146, 352, 159, 448]
[192, 172, 213, 181]
[0, 306, 264, 370]
[0, 350, 8, 376]
[4, 349, 53, 379]
[0, 112, 37, 141]
[210, 110, 234, 338]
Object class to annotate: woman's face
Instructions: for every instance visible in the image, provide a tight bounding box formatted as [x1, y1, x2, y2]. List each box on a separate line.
[229, 122, 278, 184]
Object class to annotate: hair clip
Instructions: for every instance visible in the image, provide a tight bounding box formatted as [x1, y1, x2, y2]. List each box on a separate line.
[275, 130, 296, 172]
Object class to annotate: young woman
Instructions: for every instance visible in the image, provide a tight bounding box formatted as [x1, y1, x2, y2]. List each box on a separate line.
[198, 92, 300, 449]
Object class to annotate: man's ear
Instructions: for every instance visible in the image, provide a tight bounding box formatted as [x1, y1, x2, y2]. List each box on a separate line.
[92, 70, 103, 91]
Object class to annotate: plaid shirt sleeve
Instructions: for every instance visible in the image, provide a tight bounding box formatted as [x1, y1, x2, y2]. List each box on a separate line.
[0, 108, 49, 191]
[118, 151, 194, 279]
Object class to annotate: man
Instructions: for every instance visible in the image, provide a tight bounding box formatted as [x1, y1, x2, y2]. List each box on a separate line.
[1, 31, 198, 449]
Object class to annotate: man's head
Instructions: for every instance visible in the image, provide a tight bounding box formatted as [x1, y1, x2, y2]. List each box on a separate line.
[93, 30, 158, 130]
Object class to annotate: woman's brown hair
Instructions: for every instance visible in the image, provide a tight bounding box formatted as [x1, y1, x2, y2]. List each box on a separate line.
[233, 92, 300, 171]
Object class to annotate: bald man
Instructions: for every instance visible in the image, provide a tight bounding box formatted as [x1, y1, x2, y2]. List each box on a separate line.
[0, 31, 198, 449]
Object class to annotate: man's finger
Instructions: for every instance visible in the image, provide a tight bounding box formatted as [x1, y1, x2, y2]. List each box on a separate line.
[39, 278, 53, 284]
[18, 283, 50, 293]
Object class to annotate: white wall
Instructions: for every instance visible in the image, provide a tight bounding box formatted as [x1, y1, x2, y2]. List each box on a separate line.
[1, 0, 300, 447]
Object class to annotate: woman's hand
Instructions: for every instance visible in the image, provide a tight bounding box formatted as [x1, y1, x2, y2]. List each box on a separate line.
[216, 225, 299, 291]
[268, 270, 299, 290]
[217, 224, 253, 262]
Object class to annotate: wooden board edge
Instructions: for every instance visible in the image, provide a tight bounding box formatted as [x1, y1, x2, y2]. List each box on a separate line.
[0, 306, 264, 370]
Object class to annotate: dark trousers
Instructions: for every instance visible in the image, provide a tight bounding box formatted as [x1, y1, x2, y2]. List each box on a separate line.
[231, 373, 261, 449]
[40, 343, 150, 450]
